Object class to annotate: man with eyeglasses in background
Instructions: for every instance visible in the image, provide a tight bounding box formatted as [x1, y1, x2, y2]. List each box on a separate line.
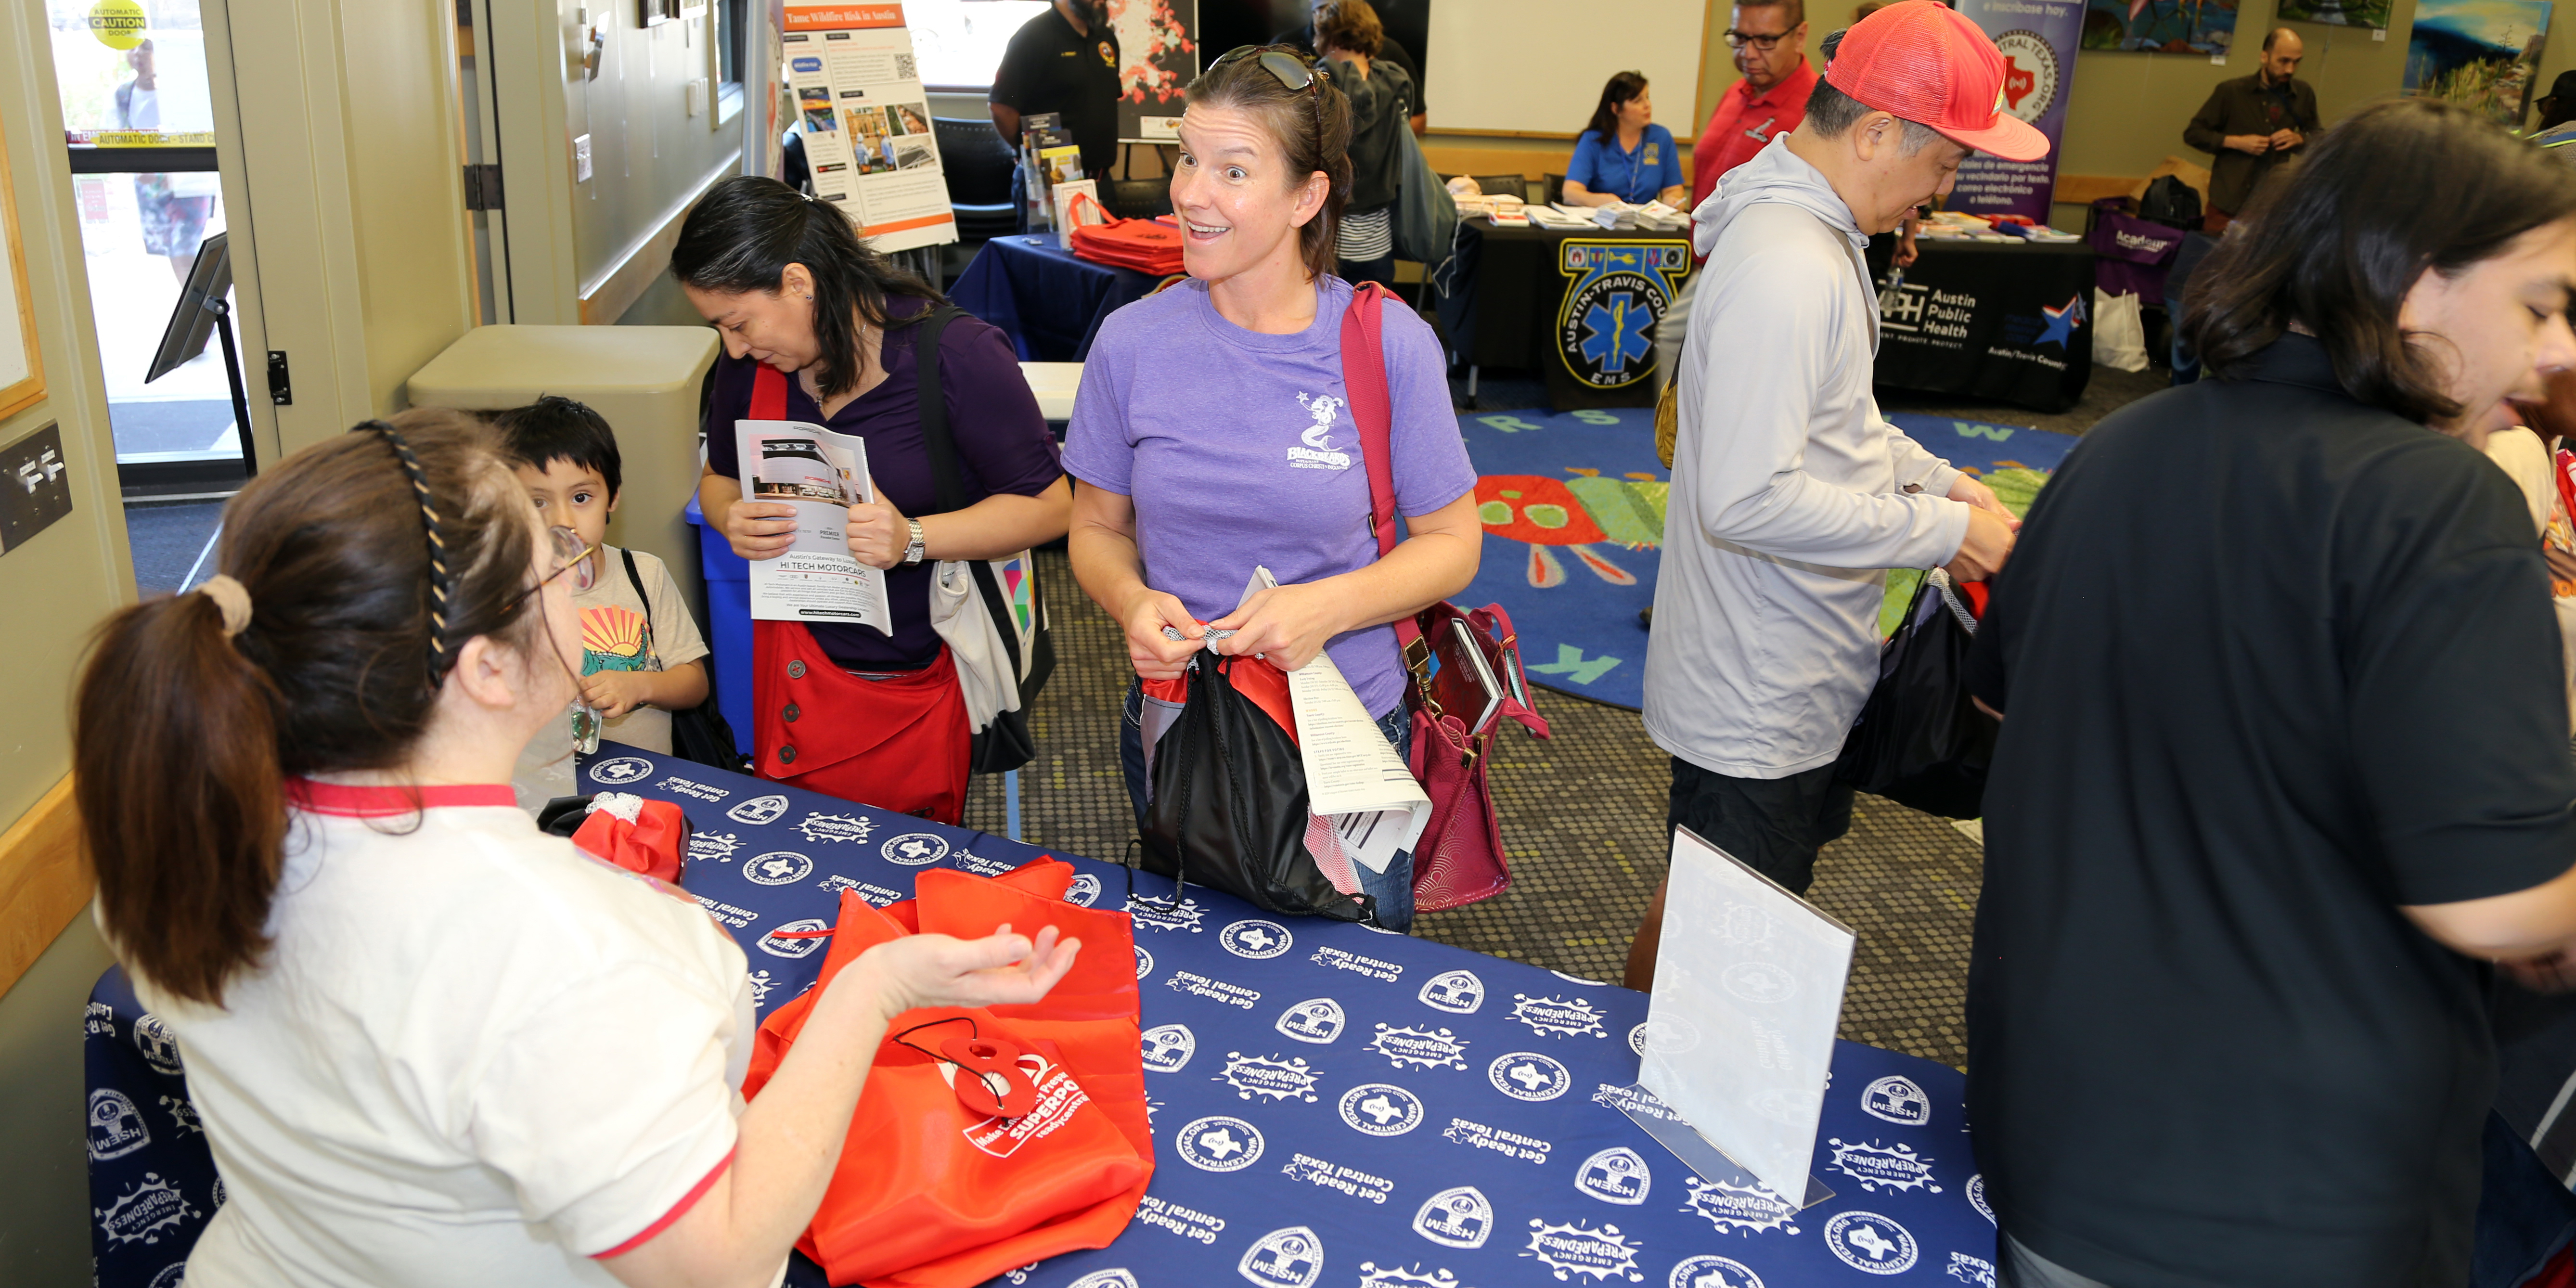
[1654, 0, 1816, 393]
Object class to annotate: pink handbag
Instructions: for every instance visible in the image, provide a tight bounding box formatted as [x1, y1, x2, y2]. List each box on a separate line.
[1339, 283, 1551, 912]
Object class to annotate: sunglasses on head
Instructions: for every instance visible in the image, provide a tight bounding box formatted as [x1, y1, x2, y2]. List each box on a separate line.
[1209, 45, 1330, 95]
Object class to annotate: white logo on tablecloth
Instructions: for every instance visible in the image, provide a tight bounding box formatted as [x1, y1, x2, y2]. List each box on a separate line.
[1490, 1051, 1573, 1101]
[795, 812, 872, 845]
[1521, 1218, 1645, 1282]
[1135, 944, 1155, 979]
[1176, 1115, 1266, 1172]
[1065, 872, 1103, 906]
[1239, 1224, 1327, 1288]
[1067, 1271, 1141, 1288]
[1670, 1255, 1764, 1288]
[953, 849, 1014, 876]
[1967, 1173, 1994, 1223]
[1413, 1186, 1496, 1249]
[88, 1090, 149, 1160]
[1359, 1263, 1462, 1288]
[756, 918, 830, 958]
[1127, 895, 1208, 933]
[146, 1262, 186, 1288]
[690, 830, 743, 864]
[1823, 1212, 1918, 1275]
[1142, 1023, 1196, 1072]
[1369, 1023, 1470, 1070]
[727, 794, 790, 825]
[743, 851, 813, 885]
[1418, 968, 1486, 1014]
[85, 1000, 113, 1036]
[1222, 918, 1294, 959]
[1287, 393, 1352, 471]
[94, 1173, 198, 1246]
[1679, 1177, 1801, 1236]
[1828, 1139, 1942, 1194]
[1340, 1082, 1425, 1136]
[211, 1177, 224, 1208]
[1948, 1252, 1997, 1286]
[133, 1013, 183, 1076]
[1275, 998, 1346, 1044]
[1217, 1051, 1321, 1102]
[587, 756, 653, 785]
[746, 969, 778, 1007]
[1861, 1075, 1930, 1125]
[1719, 962, 1796, 1004]
[1629, 1017, 1700, 1056]
[1551, 969, 1609, 985]
[1576, 1147, 1652, 1205]
[158, 1095, 201, 1136]
[1512, 993, 1609, 1040]
[653, 774, 729, 802]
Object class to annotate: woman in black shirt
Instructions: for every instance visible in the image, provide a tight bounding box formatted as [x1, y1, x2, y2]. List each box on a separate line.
[1966, 98, 2576, 1288]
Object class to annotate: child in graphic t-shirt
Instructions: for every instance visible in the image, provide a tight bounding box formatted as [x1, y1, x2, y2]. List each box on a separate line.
[495, 397, 711, 760]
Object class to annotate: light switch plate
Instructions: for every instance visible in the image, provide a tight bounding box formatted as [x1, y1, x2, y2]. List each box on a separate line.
[574, 133, 593, 182]
[0, 422, 75, 554]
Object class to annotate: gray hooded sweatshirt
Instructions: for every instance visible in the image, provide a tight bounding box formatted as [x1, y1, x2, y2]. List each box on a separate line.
[1642, 133, 1969, 780]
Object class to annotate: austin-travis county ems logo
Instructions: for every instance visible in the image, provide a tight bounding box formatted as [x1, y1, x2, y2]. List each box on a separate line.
[1557, 240, 1688, 391]
[1993, 30, 2059, 123]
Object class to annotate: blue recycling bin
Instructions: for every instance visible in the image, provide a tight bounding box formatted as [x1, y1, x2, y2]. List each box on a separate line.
[684, 493, 755, 758]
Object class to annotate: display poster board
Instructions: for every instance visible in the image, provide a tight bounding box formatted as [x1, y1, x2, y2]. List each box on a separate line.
[0, 133, 42, 422]
[1114, 0, 1198, 143]
[1951, 0, 2085, 225]
[1637, 826, 1855, 1204]
[782, 2, 960, 253]
[1423, 0, 1703, 136]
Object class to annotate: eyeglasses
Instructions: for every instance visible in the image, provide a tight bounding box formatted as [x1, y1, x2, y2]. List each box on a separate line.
[1209, 45, 1329, 95]
[502, 525, 597, 618]
[1725, 28, 1796, 50]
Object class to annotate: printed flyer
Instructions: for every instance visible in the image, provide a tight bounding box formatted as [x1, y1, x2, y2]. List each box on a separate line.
[782, 3, 959, 252]
[734, 416, 893, 633]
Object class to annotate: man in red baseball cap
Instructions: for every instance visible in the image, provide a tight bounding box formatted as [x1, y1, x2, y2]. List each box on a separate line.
[1633, 1, 2043, 985]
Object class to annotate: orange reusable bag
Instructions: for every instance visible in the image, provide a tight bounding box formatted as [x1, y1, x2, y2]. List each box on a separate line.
[744, 861, 1152, 1288]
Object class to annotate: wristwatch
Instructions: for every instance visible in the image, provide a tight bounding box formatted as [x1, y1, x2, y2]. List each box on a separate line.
[902, 518, 926, 566]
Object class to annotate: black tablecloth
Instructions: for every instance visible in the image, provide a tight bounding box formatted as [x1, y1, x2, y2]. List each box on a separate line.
[1435, 217, 1692, 412]
[1868, 236, 2098, 413]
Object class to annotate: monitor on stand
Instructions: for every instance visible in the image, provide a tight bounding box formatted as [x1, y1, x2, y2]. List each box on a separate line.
[142, 231, 256, 477]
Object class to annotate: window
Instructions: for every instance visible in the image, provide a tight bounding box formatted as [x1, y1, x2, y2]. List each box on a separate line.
[713, 0, 745, 121]
[905, 0, 1050, 91]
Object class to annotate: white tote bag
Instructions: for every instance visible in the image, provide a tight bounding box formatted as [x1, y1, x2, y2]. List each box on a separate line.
[928, 552, 1046, 735]
[2094, 288, 2150, 373]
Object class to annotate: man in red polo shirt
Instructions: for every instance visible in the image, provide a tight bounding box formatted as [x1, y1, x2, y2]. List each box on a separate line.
[1656, 0, 1816, 392]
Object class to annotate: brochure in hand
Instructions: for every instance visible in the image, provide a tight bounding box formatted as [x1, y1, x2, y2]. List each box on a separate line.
[735, 417, 892, 634]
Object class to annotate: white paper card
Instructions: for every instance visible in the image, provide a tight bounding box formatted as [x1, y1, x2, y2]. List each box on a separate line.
[1235, 566, 1432, 874]
[1636, 826, 1856, 1203]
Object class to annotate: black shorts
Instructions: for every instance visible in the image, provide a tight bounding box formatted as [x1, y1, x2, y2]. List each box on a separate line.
[1666, 757, 1854, 895]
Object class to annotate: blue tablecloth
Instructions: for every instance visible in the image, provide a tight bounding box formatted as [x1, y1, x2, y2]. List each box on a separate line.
[88, 744, 2003, 1287]
[950, 235, 1171, 363]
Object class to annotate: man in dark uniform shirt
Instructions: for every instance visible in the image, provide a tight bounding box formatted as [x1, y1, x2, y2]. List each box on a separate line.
[990, 0, 1122, 180]
[2182, 26, 2319, 228]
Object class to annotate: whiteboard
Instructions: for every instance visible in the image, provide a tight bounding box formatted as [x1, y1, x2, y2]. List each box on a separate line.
[1425, 0, 1709, 136]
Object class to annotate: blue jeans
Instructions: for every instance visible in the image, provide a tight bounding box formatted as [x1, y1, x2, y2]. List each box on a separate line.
[1121, 678, 1417, 931]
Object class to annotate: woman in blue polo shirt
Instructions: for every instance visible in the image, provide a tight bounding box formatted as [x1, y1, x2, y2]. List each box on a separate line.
[1563, 71, 1687, 208]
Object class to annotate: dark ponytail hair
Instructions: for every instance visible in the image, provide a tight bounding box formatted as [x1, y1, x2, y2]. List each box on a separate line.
[76, 409, 540, 1006]
[2186, 97, 2576, 425]
[669, 175, 940, 398]
[1583, 71, 1649, 143]
[1186, 46, 1353, 283]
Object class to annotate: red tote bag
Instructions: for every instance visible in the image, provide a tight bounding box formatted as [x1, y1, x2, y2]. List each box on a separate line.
[743, 861, 1150, 1288]
[1339, 282, 1552, 911]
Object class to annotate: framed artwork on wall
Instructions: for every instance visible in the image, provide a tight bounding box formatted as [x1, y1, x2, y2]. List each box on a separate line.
[2406, 0, 2551, 128]
[2276, 0, 2393, 31]
[2081, 0, 2240, 55]
[0, 134, 43, 423]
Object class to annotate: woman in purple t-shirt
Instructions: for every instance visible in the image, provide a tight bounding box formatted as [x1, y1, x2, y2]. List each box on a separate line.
[675, 177, 1069, 823]
[1063, 47, 1481, 930]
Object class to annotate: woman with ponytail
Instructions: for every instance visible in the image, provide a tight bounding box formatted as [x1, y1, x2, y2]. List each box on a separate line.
[676, 176, 1069, 824]
[78, 409, 1076, 1287]
[1063, 47, 1481, 930]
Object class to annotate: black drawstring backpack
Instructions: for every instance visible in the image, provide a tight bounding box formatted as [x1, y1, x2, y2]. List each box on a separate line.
[1834, 568, 1999, 820]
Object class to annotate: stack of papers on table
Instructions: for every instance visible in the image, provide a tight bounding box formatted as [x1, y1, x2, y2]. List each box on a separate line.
[1523, 205, 1593, 229]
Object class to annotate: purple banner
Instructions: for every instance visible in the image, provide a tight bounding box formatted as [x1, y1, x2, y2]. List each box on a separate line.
[1950, 0, 2085, 225]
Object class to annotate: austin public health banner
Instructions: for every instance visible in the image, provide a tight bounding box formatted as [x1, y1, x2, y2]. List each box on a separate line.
[1948, 0, 2085, 224]
[1549, 237, 1691, 411]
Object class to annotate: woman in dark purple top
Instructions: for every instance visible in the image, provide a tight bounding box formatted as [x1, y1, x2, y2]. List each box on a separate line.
[676, 177, 1069, 820]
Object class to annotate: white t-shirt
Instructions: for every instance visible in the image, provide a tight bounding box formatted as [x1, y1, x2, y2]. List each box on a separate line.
[133, 782, 756, 1287]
